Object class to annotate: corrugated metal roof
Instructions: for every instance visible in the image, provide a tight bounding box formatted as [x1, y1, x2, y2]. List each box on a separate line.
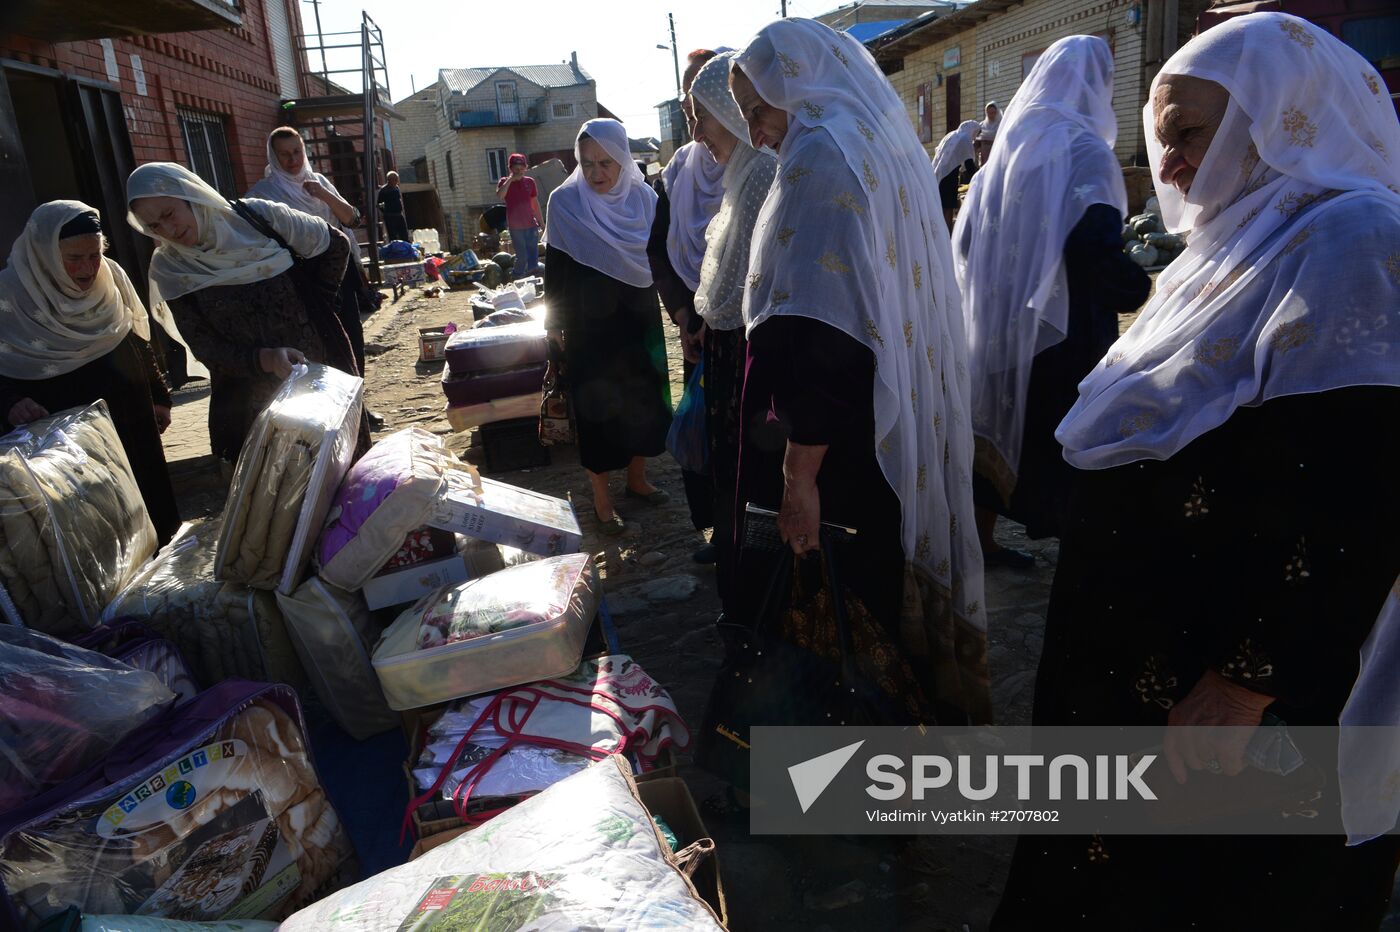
[439, 63, 592, 96]
[845, 19, 909, 42]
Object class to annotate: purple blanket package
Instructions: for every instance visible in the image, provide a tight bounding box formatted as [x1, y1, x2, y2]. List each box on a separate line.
[442, 319, 547, 372]
[441, 361, 548, 408]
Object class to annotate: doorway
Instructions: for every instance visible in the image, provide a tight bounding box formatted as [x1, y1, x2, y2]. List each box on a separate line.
[495, 81, 520, 124]
[945, 72, 962, 134]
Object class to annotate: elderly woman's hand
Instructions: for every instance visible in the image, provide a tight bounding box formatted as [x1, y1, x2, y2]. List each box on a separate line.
[779, 441, 828, 556]
[258, 347, 306, 380]
[302, 179, 330, 203]
[1163, 669, 1274, 783]
[7, 398, 49, 426]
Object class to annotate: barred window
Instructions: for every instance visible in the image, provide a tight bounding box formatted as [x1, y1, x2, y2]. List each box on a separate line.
[177, 109, 236, 197]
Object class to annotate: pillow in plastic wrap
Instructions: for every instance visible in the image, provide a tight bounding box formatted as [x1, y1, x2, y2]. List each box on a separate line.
[101, 521, 306, 690]
[0, 683, 354, 928]
[0, 401, 156, 635]
[316, 427, 462, 591]
[275, 578, 396, 741]
[371, 554, 598, 710]
[0, 627, 174, 812]
[216, 364, 363, 593]
[279, 756, 723, 931]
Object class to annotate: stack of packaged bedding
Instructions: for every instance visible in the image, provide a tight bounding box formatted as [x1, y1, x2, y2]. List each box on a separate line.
[0, 682, 355, 929]
[439, 309, 550, 432]
[215, 364, 363, 594]
[0, 401, 156, 636]
[279, 756, 723, 931]
[101, 520, 306, 690]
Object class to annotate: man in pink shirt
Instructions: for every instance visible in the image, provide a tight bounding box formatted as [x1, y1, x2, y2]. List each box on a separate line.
[495, 153, 545, 279]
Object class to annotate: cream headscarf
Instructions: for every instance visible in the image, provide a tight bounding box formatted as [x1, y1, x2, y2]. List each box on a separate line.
[247, 131, 363, 263]
[127, 162, 333, 379]
[0, 201, 151, 380]
[545, 119, 658, 288]
[954, 36, 1125, 501]
[931, 120, 980, 183]
[737, 18, 989, 722]
[663, 141, 726, 292]
[690, 51, 778, 332]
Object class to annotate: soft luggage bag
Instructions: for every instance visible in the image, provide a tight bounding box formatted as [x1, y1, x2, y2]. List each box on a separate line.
[441, 318, 547, 372]
[440, 361, 547, 408]
[0, 682, 354, 929]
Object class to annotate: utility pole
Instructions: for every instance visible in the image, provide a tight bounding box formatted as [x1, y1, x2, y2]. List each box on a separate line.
[781, 0, 787, 17]
[669, 13, 681, 95]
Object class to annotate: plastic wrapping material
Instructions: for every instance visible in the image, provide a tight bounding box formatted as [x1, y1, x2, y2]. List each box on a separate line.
[101, 521, 305, 690]
[112, 639, 199, 705]
[441, 317, 547, 372]
[371, 554, 597, 710]
[0, 627, 174, 813]
[443, 393, 542, 434]
[79, 918, 277, 931]
[275, 578, 396, 741]
[216, 364, 364, 594]
[316, 428, 459, 591]
[0, 683, 354, 929]
[414, 741, 588, 804]
[0, 402, 157, 635]
[280, 757, 723, 930]
[440, 361, 547, 408]
[427, 471, 582, 556]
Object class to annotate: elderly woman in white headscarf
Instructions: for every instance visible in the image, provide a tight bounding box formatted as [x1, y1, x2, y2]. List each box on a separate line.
[954, 36, 1150, 565]
[247, 127, 377, 390]
[687, 50, 778, 617]
[931, 119, 980, 229]
[127, 162, 365, 465]
[544, 118, 672, 535]
[722, 18, 988, 725]
[0, 201, 180, 542]
[647, 48, 726, 546]
[995, 14, 1400, 928]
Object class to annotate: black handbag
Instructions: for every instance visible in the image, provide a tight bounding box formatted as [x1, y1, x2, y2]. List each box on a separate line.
[695, 529, 930, 791]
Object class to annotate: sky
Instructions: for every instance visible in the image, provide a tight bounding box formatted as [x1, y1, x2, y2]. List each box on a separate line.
[300, 0, 849, 139]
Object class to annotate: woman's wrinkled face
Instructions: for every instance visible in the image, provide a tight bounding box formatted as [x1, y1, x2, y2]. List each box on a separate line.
[272, 135, 306, 175]
[579, 137, 622, 194]
[1152, 74, 1231, 197]
[132, 196, 199, 247]
[58, 233, 104, 292]
[730, 67, 788, 153]
[693, 100, 739, 166]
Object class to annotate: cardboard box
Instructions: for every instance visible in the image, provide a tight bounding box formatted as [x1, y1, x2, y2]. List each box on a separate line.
[382, 260, 426, 286]
[361, 553, 469, 611]
[427, 473, 581, 556]
[637, 777, 728, 927]
[418, 327, 450, 363]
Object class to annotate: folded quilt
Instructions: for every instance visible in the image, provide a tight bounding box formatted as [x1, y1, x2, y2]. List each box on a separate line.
[0, 401, 156, 635]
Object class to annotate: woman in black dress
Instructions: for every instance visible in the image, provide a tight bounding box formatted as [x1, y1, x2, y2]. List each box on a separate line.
[994, 14, 1400, 928]
[0, 201, 180, 543]
[544, 119, 672, 535]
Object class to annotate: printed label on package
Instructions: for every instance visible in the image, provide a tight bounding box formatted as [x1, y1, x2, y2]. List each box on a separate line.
[396, 873, 562, 931]
[98, 739, 250, 837]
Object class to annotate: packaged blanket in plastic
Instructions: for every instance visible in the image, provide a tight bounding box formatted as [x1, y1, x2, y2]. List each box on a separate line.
[427, 470, 582, 556]
[275, 578, 396, 741]
[280, 756, 723, 930]
[0, 401, 157, 635]
[442, 316, 547, 372]
[216, 364, 363, 594]
[440, 361, 547, 407]
[316, 427, 466, 591]
[38, 911, 276, 931]
[371, 553, 598, 710]
[0, 627, 174, 813]
[71, 620, 199, 704]
[101, 522, 305, 690]
[409, 655, 690, 817]
[0, 682, 355, 929]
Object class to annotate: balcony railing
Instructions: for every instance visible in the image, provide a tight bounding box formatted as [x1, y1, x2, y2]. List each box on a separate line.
[452, 98, 547, 129]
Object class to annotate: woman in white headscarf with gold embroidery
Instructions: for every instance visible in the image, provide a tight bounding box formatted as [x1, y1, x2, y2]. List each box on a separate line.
[931, 119, 979, 229]
[0, 201, 180, 542]
[688, 49, 778, 620]
[995, 14, 1400, 928]
[127, 162, 365, 465]
[725, 18, 988, 725]
[954, 36, 1150, 564]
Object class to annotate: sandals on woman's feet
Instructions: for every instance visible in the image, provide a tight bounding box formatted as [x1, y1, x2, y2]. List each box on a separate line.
[595, 511, 625, 536]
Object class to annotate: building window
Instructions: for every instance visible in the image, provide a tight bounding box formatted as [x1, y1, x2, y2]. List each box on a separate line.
[552, 101, 575, 119]
[446, 153, 455, 189]
[487, 148, 508, 182]
[177, 108, 236, 197]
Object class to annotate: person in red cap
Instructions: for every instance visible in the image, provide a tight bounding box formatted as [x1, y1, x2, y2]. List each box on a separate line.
[495, 153, 545, 278]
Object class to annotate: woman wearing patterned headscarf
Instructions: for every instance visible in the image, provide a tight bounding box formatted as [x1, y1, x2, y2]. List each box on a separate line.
[0, 201, 179, 542]
[688, 49, 778, 618]
[127, 162, 365, 465]
[954, 36, 1150, 561]
[544, 119, 672, 535]
[726, 18, 988, 724]
[996, 14, 1400, 928]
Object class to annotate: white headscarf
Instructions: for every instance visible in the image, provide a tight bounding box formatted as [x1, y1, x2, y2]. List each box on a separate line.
[953, 36, 1125, 499]
[978, 103, 1001, 140]
[737, 18, 989, 722]
[931, 120, 980, 183]
[127, 162, 333, 380]
[546, 119, 658, 288]
[0, 201, 152, 380]
[691, 51, 778, 332]
[662, 141, 726, 292]
[247, 130, 363, 262]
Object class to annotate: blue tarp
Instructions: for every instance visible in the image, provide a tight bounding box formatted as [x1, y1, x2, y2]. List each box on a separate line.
[845, 19, 909, 43]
